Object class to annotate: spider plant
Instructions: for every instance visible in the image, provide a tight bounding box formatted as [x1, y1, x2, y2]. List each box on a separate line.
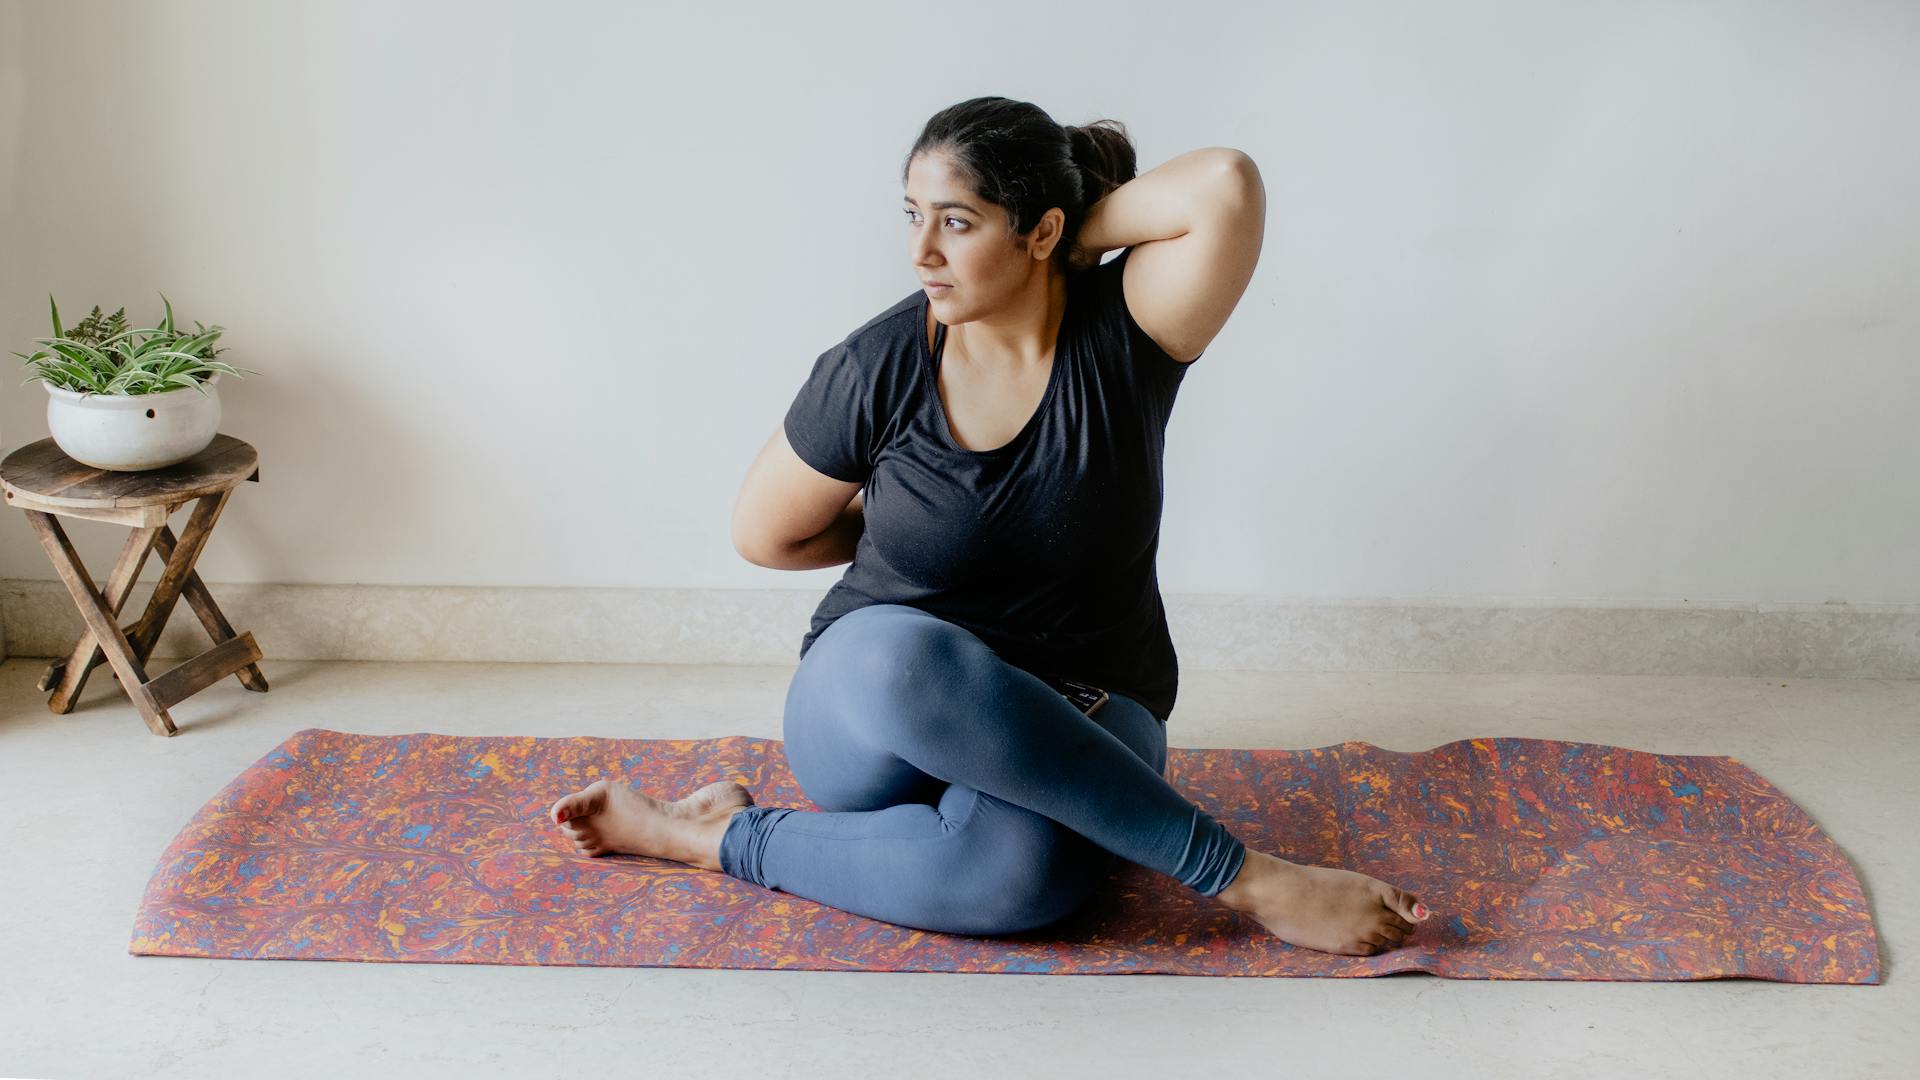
[14, 293, 259, 399]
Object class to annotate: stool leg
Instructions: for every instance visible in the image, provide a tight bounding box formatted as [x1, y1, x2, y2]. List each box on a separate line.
[152, 524, 269, 692]
[43, 524, 163, 713]
[123, 490, 230, 670]
[23, 510, 175, 736]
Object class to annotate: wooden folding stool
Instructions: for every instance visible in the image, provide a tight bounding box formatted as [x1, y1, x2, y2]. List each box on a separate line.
[1, 434, 268, 736]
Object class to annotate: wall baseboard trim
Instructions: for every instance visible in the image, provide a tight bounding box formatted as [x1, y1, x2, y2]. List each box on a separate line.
[1, 579, 1913, 677]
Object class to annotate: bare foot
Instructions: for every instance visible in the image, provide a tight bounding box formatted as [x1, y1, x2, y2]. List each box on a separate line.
[548, 778, 754, 872]
[1215, 849, 1431, 956]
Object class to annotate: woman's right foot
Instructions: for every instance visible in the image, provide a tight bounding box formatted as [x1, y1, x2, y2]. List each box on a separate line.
[1214, 849, 1429, 956]
[549, 778, 753, 872]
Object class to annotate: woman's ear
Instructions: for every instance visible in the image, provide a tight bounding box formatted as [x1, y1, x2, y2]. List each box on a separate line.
[1032, 207, 1068, 262]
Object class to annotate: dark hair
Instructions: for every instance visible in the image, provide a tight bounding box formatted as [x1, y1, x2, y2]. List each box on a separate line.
[901, 96, 1137, 274]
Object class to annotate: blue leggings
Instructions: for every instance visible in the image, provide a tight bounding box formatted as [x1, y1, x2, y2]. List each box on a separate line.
[717, 603, 1249, 936]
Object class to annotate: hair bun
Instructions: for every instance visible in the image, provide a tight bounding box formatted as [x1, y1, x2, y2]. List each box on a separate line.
[1065, 119, 1137, 205]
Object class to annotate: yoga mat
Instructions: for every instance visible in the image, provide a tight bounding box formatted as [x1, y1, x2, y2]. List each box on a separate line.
[130, 728, 1881, 982]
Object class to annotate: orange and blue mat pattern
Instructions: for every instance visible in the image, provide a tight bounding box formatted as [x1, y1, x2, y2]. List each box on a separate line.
[130, 728, 1880, 982]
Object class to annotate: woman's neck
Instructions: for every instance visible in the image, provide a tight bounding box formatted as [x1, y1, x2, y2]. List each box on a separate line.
[950, 272, 1069, 373]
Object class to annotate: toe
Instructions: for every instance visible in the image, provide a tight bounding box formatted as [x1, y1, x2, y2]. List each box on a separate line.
[553, 779, 609, 825]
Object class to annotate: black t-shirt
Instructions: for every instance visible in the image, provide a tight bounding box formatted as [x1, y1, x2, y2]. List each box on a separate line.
[782, 247, 1196, 722]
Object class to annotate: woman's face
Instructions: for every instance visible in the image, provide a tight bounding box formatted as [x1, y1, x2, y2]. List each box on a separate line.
[904, 150, 1059, 321]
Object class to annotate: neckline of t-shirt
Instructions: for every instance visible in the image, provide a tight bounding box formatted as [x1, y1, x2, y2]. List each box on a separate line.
[920, 292, 1075, 458]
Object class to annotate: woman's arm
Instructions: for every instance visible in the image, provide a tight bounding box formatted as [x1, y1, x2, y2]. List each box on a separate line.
[762, 501, 862, 570]
[1069, 148, 1252, 269]
[761, 491, 863, 571]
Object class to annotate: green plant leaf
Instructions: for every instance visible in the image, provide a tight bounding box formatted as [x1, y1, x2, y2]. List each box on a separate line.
[101, 327, 152, 350]
[172, 327, 225, 356]
[46, 359, 107, 391]
[43, 338, 113, 367]
[127, 336, 176, 361]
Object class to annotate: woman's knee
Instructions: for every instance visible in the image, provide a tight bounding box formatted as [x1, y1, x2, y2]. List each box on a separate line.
[825, 606, 995, 735]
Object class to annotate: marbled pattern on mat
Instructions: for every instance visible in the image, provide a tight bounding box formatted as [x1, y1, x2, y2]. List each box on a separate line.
[129, 729, 1881, 982]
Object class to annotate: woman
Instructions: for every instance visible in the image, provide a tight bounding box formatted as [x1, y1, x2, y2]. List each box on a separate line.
[548, 97, 1429, 956]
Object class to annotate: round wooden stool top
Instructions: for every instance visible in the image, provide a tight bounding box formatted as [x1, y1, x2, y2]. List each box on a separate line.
[1, 434, 260, 511]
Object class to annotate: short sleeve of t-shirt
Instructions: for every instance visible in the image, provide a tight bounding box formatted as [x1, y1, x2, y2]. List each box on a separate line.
[1087, 246, 1195, 423]
[782, 340, 875, 484]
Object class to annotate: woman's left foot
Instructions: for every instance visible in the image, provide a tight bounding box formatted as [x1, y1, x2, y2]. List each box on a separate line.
[549, 778, 754, 871]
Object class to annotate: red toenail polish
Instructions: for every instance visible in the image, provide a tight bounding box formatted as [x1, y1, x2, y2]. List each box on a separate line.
[1414, 903, 1429, 920]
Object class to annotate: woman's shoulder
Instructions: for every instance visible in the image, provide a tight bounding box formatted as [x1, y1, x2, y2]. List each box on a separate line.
[802, 292, 926, 406]
[836, 289, 928, 359]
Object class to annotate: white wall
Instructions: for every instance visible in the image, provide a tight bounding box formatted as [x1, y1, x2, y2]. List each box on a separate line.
[0, 0, 19, 660]
[2, 0, 1914, 604]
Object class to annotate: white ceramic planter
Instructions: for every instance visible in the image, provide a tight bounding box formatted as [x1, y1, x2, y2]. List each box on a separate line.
[44, 372, 223, 471]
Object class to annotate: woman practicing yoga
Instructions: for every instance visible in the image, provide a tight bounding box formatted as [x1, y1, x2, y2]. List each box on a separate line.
[548, 96, 1429, 956]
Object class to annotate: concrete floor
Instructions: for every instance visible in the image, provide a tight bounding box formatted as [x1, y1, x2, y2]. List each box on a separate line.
[0, 657, 1910, 1079]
